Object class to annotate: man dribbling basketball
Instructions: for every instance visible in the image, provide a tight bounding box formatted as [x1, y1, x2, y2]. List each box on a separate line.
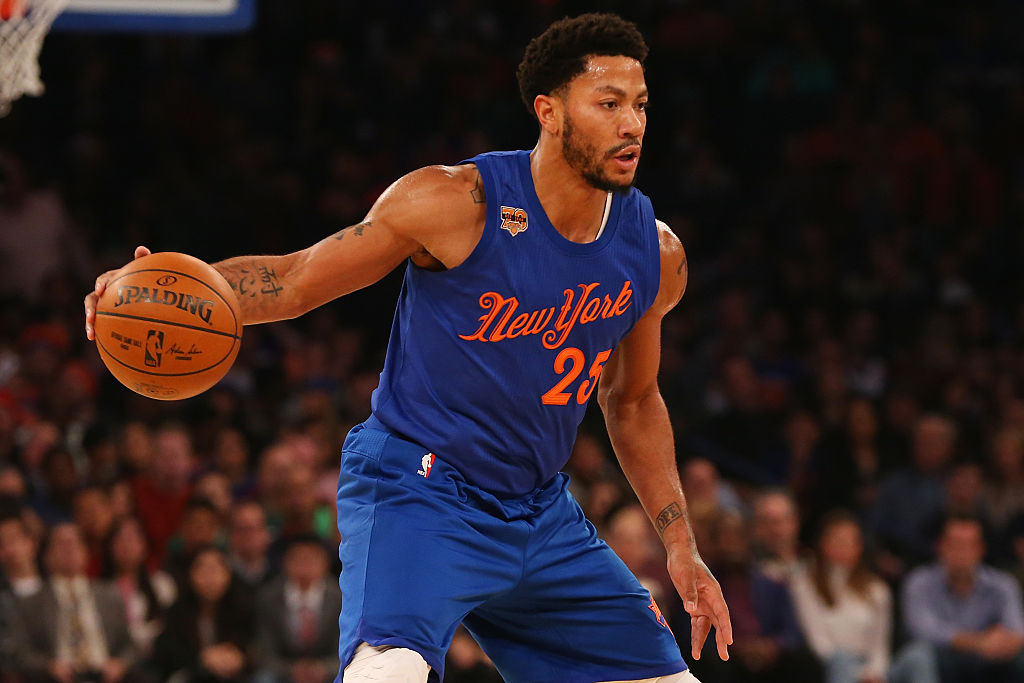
[85, 14, 732, 683]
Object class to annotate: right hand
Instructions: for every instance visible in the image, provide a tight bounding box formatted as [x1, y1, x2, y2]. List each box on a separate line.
[200, 643, 245, 678]
[48, 660, 74, 683]
[84, 245, 150, 340]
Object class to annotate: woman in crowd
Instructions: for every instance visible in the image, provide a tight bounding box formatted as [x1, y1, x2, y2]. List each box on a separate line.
[153, 546, 253, 682]
[103, 515, 177, 656]
[791, 510, 892, 683]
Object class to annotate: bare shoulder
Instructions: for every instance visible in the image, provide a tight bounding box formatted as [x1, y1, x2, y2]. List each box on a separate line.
[384, 163, 479, 197]
[651, 218, 688, 315]
[369, 163, 486, 269]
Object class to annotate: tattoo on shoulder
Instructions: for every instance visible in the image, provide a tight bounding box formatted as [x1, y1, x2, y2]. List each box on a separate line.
[655, 502, 683, 534]
[330, 220, 372, 241]
[471, 172, 486, 204]
[676, 252, 687, 275]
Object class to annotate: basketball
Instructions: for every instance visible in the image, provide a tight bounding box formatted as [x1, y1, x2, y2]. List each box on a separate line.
[93, 252, 242, 400]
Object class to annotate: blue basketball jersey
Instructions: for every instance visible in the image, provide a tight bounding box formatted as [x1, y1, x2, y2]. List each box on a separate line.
[370, 150, 661, 495]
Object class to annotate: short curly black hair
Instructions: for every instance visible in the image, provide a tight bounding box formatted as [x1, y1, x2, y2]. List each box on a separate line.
[517, 13, 648, 118]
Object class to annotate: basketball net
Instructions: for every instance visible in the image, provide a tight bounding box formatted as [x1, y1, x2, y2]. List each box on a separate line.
[0, 0, 70, 116]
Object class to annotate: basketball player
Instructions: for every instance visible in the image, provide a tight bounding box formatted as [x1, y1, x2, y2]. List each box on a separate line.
[85, 14, 732, 683]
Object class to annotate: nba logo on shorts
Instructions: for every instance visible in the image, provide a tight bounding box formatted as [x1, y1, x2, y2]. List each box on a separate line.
[417, 453, 436, 478]
[144, 330, 164, 367]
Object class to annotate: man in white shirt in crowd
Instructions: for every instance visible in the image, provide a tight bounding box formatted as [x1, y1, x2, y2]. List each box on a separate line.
[891, 514, 1024, 683]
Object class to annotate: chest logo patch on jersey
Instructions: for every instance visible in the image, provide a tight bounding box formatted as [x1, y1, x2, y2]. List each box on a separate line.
[499, 206, 529, 236]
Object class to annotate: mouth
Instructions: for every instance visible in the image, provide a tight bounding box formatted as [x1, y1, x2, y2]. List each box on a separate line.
[611, 147, 640, 170]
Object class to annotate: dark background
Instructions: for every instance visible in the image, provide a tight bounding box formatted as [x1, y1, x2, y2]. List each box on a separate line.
[2, 1, 1024, 681]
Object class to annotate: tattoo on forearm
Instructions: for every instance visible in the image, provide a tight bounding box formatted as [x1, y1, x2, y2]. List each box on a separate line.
[656, 502, 684, 534]
[256, 264, 283, 297]
[225, 263, 282, 299]
[471, 172, 486, 204]
[330, 220, 372, 241]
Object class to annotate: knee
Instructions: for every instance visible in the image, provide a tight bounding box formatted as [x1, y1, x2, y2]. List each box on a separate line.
[891, 640, 939, 683]
[343, 643, 431, 683]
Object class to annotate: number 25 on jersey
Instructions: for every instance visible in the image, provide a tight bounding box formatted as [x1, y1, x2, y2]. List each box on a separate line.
[541, 347, 612, 406]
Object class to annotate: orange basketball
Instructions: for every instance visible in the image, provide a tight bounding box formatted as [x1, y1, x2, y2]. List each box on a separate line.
[93, 252, 242, 400]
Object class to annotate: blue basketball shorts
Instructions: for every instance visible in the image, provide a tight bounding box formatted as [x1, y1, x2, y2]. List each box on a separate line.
[334, 416, 686, 683]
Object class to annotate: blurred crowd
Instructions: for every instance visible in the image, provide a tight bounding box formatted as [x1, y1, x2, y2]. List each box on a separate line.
[2, 0, 1024, 681]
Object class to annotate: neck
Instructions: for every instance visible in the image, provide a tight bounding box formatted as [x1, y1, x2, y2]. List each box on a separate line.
[7, 564, 37, 580]
[530, 141, 612, 243]
[947, 568, 975, 595]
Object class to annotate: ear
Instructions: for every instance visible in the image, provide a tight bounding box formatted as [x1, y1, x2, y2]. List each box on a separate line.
[533, 93, 563, 136]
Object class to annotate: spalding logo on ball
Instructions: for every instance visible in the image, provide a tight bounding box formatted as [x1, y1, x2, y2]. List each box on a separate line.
[93, 252, 243, 400]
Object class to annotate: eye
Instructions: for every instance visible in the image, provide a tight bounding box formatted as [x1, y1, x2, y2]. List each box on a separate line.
[600, 101, 618, 110]
[637, 101, 649, 112]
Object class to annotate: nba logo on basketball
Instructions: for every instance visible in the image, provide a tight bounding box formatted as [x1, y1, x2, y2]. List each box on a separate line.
[499, 206, 528, 236]
[144, 330, 164, 367]
[418, 453, 436, 478]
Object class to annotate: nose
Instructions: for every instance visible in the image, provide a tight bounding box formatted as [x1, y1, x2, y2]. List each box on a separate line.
[620, 107, 644, 138]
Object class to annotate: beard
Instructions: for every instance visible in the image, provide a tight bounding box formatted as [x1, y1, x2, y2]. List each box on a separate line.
[561, 113, 636, 194]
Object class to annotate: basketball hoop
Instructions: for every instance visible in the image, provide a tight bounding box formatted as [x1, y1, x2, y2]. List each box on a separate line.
[0, 0, 70, 116]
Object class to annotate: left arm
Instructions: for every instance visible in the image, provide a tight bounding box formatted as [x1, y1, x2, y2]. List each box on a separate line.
[597, 219, 732, 661]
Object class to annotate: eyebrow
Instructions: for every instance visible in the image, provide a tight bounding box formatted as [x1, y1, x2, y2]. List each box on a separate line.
[595, 85, 649, 99]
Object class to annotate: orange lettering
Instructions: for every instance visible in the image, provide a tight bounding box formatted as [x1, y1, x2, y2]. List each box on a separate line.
[612, 280, 633, 316]
[487, 297, 521, 341]
[458, 292, 516, 342]
[579, 297, 603, 324]
[524, 307, 555, 336]
[505, 312, 531, 338]
[544, 282, 600, 349]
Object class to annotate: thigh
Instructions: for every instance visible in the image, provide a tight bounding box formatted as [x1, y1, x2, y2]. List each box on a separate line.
[336, 423, 522, 679]
[463, 484, 686, 683]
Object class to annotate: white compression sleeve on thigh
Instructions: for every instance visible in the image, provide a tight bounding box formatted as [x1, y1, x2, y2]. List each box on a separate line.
[343, 642, 431, 683]
[599, 670, 702, 683]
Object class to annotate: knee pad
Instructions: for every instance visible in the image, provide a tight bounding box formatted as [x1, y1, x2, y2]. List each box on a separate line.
[343, 642, 431, 683]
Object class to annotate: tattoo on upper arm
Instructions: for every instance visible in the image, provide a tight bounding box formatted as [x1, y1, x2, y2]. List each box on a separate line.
[655, 502, 683, 534]
[676, 252, 687, 275]
[330, 220, 373, 241]
[471, 172, 486, 204]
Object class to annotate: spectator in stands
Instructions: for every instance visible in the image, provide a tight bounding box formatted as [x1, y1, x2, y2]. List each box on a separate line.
[687, 510, 822, 683]
[791, 510, 891, 683]
[445, 628, 503, 683]
[210, 428, 254, 499]
[984, 427, 1024, 541]
[71, 486, 114, 577]
[752, 490, 806, 583]
[133, 423, 194, 569]
[870, 414, 956, 578]
[102, 516, 176, 657]
[9, 522, 136, 682]
[680, 457, 746, 519]
[813, 398, 887, 523]
[605, 504, 671, 606]
[253, 536, 340, 683]
[0, 512, 42, 598]
[152, 546, 253, 683]
[891, 514, 1024, 683]
[227, 501, 273, 591]
[166, 498, 225, 584]
[193, 471, 234, 519]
